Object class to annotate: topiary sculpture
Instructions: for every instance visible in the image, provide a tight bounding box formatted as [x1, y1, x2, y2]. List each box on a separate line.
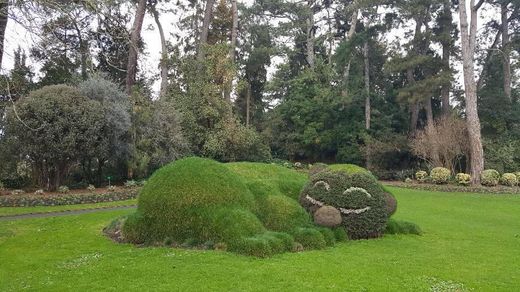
[500, 173, 518, 187]
[430, 167, 451, 184]
[299, 171, 391, 240]
[116, 157, 339, 257]
[481, 169, 500, 187]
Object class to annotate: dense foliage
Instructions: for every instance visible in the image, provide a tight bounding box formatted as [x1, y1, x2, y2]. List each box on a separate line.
[299, 170, 391, 239]
[120, 157, 345, 257]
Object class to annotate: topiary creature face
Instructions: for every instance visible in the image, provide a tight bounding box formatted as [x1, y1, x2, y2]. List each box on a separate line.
[299, 171, 390, 240]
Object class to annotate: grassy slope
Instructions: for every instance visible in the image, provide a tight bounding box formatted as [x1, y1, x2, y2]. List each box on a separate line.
[1, 187, 519, 291]
[0, 199, 137, 216]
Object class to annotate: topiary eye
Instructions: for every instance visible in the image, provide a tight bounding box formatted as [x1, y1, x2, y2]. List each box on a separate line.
[313, 180, 330, 191]
[343, 187, 372, 198]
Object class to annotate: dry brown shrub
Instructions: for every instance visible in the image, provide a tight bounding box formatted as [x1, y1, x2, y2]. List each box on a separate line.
[410, 116, 469, 172]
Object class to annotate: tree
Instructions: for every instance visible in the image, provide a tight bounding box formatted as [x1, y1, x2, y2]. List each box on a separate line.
[150, 1, 169, 98]
[0, 0, 8, 68]
[7, 85, 105, 190]
[126, 0, 147, 94]
[459, 0, 485, 185]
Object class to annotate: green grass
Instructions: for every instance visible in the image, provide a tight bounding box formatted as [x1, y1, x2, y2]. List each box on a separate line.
[0, 199, 137, 216]
[1, 187, 519, 290]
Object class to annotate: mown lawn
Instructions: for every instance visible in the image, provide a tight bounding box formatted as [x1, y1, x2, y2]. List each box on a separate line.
[1, 187, 519, 291]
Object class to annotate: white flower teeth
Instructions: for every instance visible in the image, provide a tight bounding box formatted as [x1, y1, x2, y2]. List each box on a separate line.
[339, 206, 371, 214]
[343, 187, 372, 198]
[313, 181, 330, 191]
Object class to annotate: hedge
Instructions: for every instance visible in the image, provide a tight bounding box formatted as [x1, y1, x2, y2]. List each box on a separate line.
[0, 189, 139, 207]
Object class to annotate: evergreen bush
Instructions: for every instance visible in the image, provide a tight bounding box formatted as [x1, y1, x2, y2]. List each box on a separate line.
[481, 169, 500, 186]
[430, 167, 451, 184]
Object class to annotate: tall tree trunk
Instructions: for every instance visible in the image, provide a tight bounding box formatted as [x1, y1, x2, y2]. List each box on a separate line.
[459, 0, 484, 185]
[441, 1, 452, 115]
[306, 0, 315, 69]
[425, 97, 434, 126]
[410, 101, 420, 132]
[363, 41, 370, 130]
[152, 5, 169, 99]
[246, 82, 251, 127]
[125, 0, 147, 95]
[501, 1, 511, 101]
[198, 0, 215, 60]
[341, 9, 359, 97]
[225, 0, 238, 101]
[0, 0, 8, 68]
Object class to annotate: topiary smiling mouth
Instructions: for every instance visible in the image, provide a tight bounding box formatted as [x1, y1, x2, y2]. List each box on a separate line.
[304, 194, 371, 215]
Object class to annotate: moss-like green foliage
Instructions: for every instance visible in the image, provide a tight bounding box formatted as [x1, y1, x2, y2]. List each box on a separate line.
[385, 219, 422, 235]
[481, 169, 500, 186]
[430, 167, 451, 184]
[328, 164, 373, 176]
[300, 171, 390, 240]
[415, 171, 428, 183]
[120, 158, 337, 257]
[455, 173, 471, 186]
[309, 163, 329, 176]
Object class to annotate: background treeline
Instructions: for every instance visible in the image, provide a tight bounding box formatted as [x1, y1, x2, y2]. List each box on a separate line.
[0, 0, 519, 189]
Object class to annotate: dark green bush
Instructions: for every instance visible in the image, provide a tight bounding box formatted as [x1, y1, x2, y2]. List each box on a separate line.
[299, 170, 390, 239]
[385, 219, 422, 235]
[292, 227, 327, 249]
[120, 157, 335, 257]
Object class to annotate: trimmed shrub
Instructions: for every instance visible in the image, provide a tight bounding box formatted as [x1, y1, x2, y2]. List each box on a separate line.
[299, 170, 390, 240]
[455, 173, 471, 186]
[87, 184, 96, 191]
[58, 186, 70, 193]
[120, 157, 329, 257]
[292, 227, 327, 249]
[385, 219, 422, 235]
[405, 178, 412, 183]
[108, 185, 117, 192]
[500, 173, 518, 187]
[34, 189, 44, 195]
[328, 164, 373, 176]
[515, 172, 520, 182]
[430, 167, 451, 184]
[481, 169, 500, 187]
[415, 171, 428, 183]
[0, 189, 138, 207]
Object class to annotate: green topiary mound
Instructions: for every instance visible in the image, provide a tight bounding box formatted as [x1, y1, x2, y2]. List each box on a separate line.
[118, 157, 338, 257]
[299, 170, 390, 239]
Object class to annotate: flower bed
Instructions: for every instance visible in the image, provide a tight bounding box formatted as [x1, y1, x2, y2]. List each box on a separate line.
[383, 181, 520, 195]
[0, 188, 140, 207]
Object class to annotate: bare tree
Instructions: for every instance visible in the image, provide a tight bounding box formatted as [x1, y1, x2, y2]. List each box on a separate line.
[410, 116, 469, 172]
[126, 0, 147, 95]
[459, 0, 485, 185]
